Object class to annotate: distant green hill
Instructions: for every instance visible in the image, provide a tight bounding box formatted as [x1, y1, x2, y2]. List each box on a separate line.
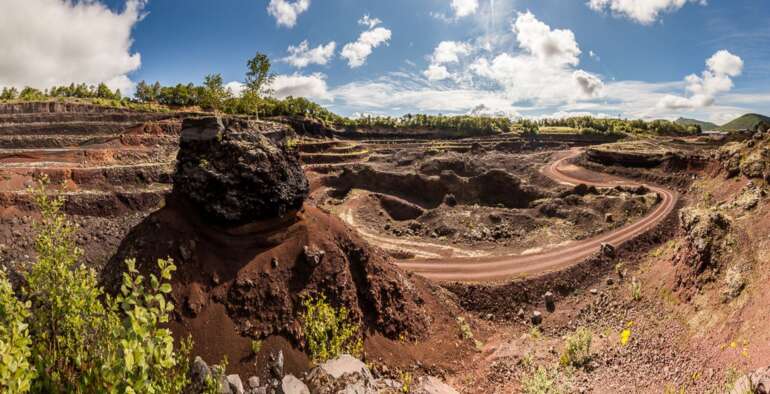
[719, 113, 770, 131]
[675, 117, 719, 130]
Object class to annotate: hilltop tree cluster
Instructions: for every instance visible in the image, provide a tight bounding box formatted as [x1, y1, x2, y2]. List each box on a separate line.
[340, 114, 515, 135]
[1, 83, 122, 102]
[538, 116, 701, 136]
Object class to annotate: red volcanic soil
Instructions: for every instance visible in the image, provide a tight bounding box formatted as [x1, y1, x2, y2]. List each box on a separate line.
[103, 195, 466, 378]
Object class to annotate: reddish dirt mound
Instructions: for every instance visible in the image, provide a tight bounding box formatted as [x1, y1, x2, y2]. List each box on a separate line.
[101, 116, 455, 378]
[104, 197, 439, 376]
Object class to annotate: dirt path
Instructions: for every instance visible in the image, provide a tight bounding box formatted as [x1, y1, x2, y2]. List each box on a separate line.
[390, 148, 679, 282]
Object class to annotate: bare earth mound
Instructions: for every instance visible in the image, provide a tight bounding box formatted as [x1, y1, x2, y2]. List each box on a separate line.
[102, 117, 450, 377]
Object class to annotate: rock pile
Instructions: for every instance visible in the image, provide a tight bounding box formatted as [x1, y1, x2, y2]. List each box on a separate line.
[719, 135, 770, 182]
[187, 354, 459, 394]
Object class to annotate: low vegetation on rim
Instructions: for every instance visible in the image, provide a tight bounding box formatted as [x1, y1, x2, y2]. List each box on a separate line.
[0, 178, 191, 393]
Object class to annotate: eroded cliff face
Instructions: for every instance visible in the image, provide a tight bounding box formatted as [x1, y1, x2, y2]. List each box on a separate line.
[672, 207, 733, 300]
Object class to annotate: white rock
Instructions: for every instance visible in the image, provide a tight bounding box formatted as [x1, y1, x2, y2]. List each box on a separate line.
[227, 374, 245, 394]
[414, 376, 459, 394]
[318, 354, 373, 380]
[281, 374, 310, 394]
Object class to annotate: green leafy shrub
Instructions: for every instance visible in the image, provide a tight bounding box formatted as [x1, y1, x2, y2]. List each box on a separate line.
[0, 271, 35, 392]
[0, 178, 191, 393]
[521, 366, 561, 394]
[300, 294, 363, 363]
[559, 327, 592, 368]
[100, 258, 192, 393]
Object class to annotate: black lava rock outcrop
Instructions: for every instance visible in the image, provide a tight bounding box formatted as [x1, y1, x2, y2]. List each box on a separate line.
[173, 117, 309, 225]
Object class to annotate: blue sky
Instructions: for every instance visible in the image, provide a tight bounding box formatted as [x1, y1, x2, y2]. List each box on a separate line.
[2, 0, 770, 123]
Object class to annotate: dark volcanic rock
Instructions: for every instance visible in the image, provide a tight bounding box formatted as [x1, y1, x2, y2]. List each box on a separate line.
[173, 117, 309, 225]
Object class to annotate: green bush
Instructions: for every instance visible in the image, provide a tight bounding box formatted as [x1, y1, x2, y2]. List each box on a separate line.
[521, 366, 562, 394]
[0, 271, 35, 392]
[537, 116, 699, 136]
[301, 294, 363, 363]
[559, 327, 592, 368]
[0, 178, 191, 393]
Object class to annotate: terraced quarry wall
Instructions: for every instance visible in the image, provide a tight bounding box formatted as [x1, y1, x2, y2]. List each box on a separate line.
[0, 103, 200, 271]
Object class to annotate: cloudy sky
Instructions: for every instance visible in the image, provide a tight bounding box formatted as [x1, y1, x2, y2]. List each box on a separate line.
[1, 0, 769, 123]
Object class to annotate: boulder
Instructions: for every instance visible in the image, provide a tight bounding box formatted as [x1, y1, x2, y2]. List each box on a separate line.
[282, 375, 310, 394]
[188, 356, 212, 392]
[600, 243, 616, 258]
[247, 376, 260, 390]
[303, 354, 405, 393]
[173, 117, 309, 225]
[269, 351, 285, 381]
[443, 193, 457, 207]
[544, 291, 555, 312]
[730, 366, 770, 394]
[531, 310, 542, 325]
[227, 375, 245, 394]
[302, 245, 326, 266]
[317, 355, 372, 380]
[413, 376, 459, 394]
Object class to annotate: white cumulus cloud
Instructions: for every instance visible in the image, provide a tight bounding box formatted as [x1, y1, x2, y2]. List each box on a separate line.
[469, 12, 602, 104]
[707, 49, 744, 77]
[332, 77, 522, 116]
[587, 0, 706, 25]
[513, 11, 581, 65]
[358, 14, 382, 29]
[267, 0, 310, 28]
[658, 50, 743, 110]
[422, 41, 471, 82]
[431, 41, 472, 64]
[225, 73, 330, 101]
[225, 81, 247, 97]
[451, 0, 479, 18]
[0, 0, 146, 94]
[271, 73, 331, 101]
[423, 65, 452, 81]
[341, 21, 392, 68]
[283, 40, 336, 68]
[573, 70, 604, 97]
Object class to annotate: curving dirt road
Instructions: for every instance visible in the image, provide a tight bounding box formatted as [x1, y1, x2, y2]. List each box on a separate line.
[394, 148, 679, 282]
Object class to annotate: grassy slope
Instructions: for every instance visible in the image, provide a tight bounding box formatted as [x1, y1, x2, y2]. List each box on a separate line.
[675, 117, 719, 130]
[719, 113, 770, 131]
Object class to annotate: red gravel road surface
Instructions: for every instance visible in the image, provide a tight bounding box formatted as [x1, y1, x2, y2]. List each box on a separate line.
[395, 148, 679, 282]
